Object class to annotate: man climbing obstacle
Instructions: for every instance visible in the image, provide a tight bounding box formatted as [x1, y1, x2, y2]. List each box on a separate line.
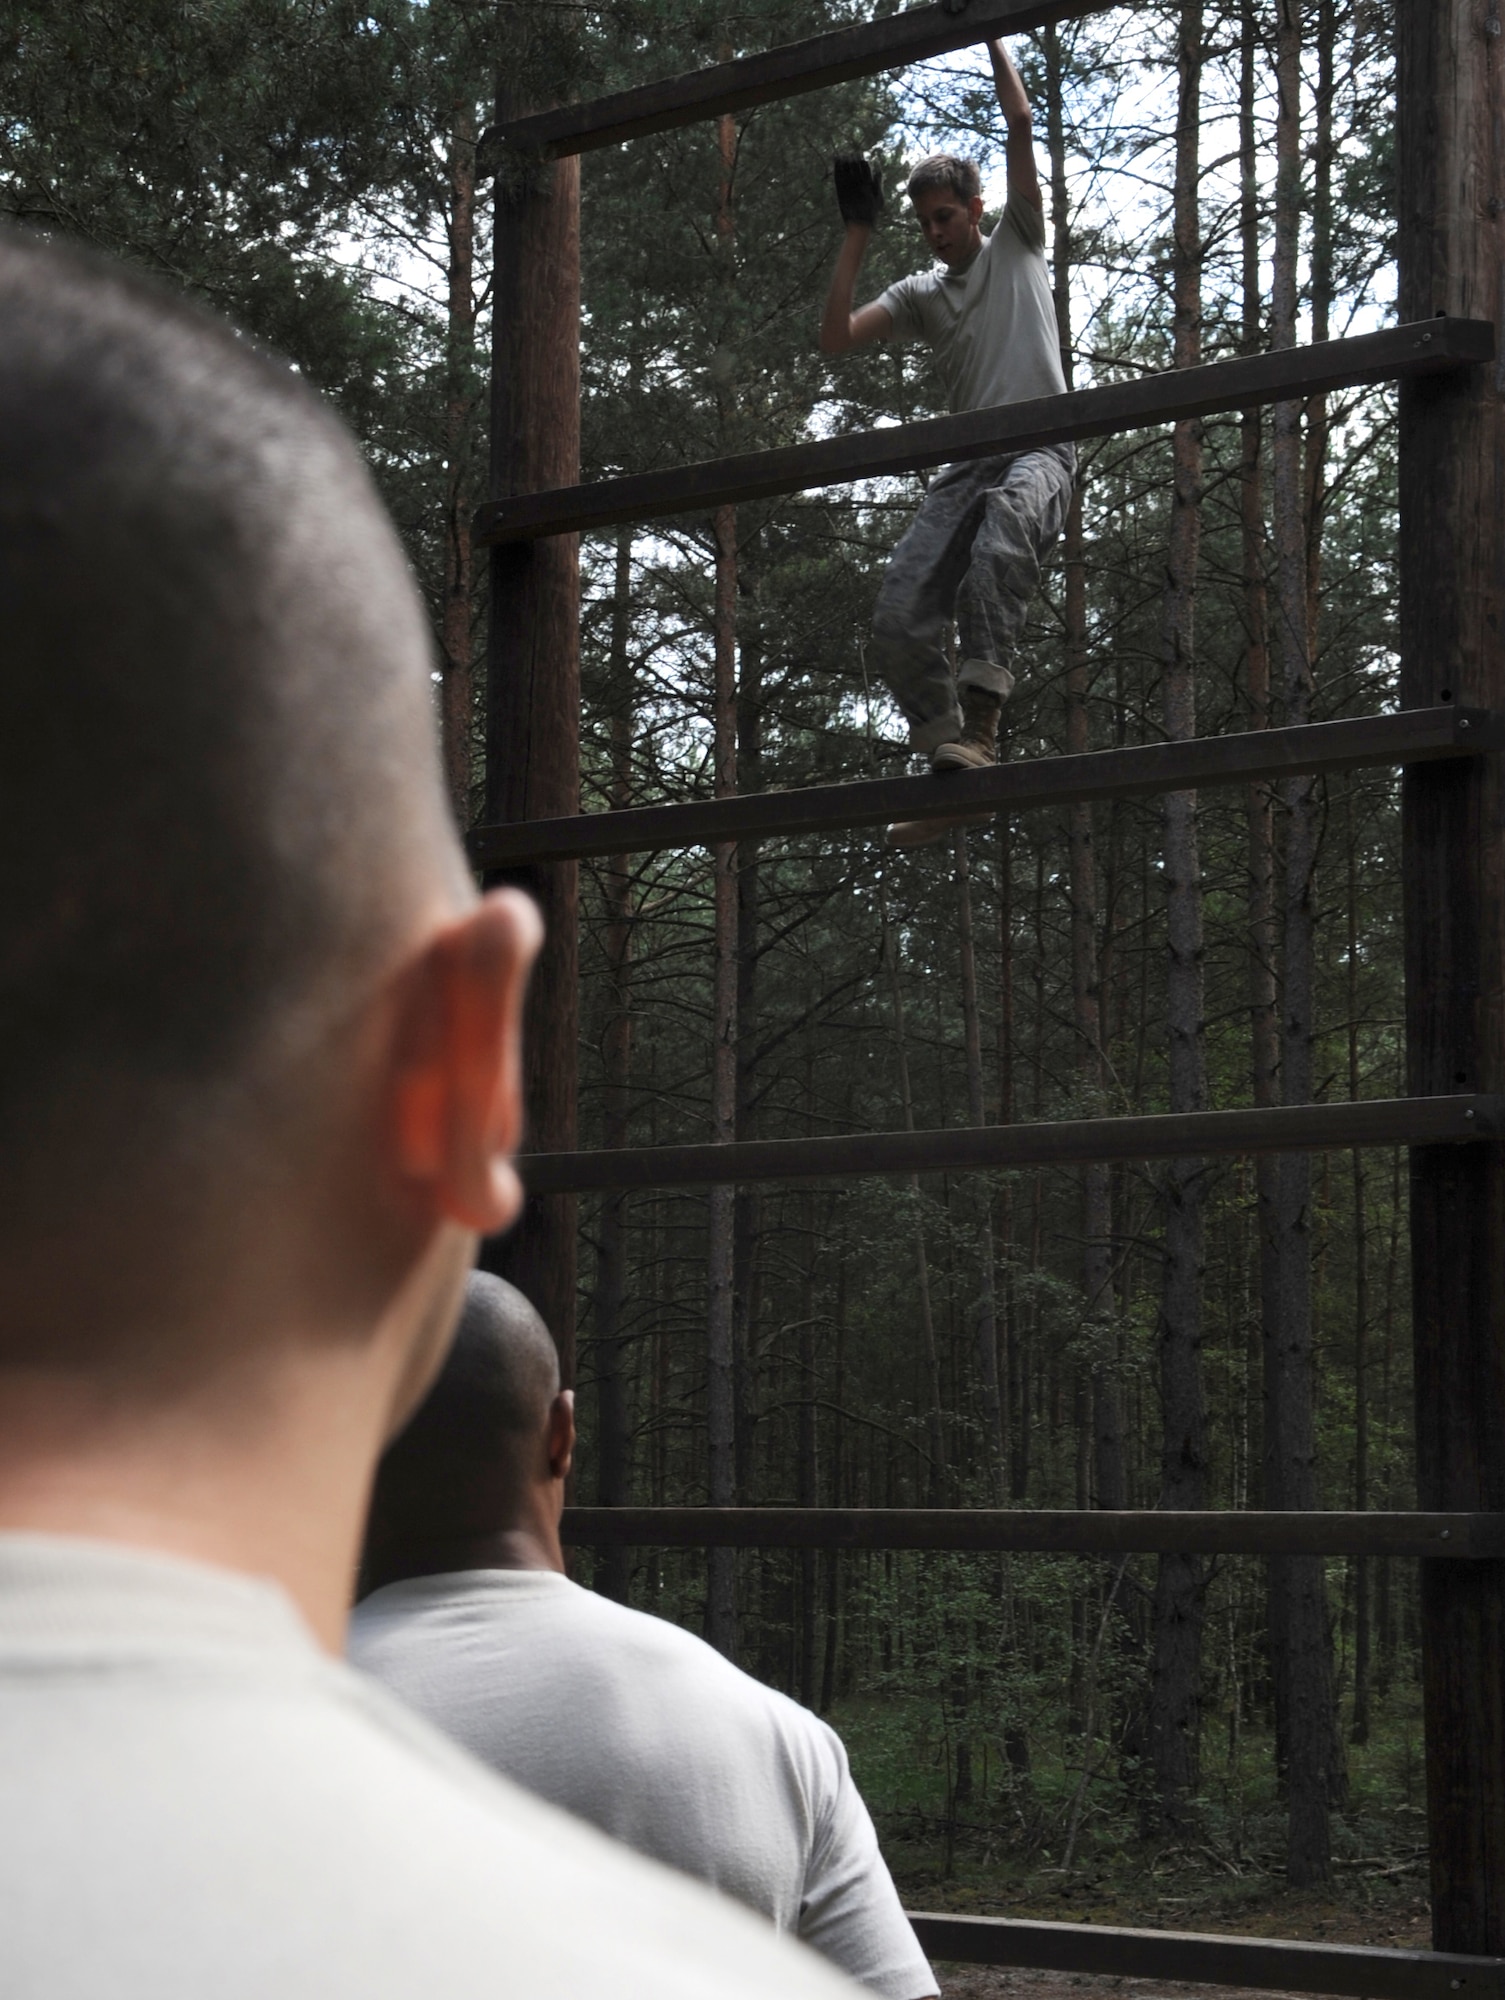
[820, 38, 1074, 847]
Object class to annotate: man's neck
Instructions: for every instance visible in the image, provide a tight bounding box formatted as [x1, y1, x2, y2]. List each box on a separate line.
[0, 1372, 382, 1654]
[943, 234, 984, 274]
[361, 1521, 565, 1598]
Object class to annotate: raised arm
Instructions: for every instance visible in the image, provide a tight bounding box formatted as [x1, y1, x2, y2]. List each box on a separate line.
[819, 226, 893, 355]
[819, 157, 895, 356]
[989, 39, 1042, 211]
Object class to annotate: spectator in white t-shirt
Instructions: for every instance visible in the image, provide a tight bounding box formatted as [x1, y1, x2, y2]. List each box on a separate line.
[351, 1272, 938, 2000]
[0, 227, 858, 2000]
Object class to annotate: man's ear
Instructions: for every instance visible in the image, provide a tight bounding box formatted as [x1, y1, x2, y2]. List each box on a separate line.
[547, 1388, 575, 1484]
[969, 194, 986, 222]
[390, 887, 543, 1233]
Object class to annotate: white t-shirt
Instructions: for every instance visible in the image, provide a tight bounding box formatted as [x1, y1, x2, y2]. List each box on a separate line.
[350, 1569, 936, 2000]
[876, 190, 1067, 414]
[0, 1533, 864, 2000]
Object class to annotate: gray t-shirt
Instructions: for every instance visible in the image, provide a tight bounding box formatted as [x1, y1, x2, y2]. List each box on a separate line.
[876, 191, 1067, 414]
[350, 1569, 936, 2000]
[0, 1533, 864, 2000]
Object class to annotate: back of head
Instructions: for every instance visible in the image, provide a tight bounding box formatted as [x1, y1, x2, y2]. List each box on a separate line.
[907, 154, 982, 204]
[0, 229, 459, 1351]
[362, 1272, 561, 1578]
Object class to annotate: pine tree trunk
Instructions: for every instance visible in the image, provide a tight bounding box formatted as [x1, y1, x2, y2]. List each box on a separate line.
[1268, 0, 1335, 1884]
[881, 877, 947, 1497]
[704, 106, 740, 1658]
[997, 817, 1026, 1502]
[954, 832, 1005, 1498]
[484, 76, 580, 1368]
[441, 100, 478, 824]
[1347, 781, 1372, 1744]
[1240, 0, 1279, 1527]
[594, 526, 635, 1603]
[797, 1184, 820, 1707]
[1043, 21, 1120, 1520]
[820, 1267, 847, 1714]
[1149, 0, 1209, 1834]
[733, 602, 764, 1504]
[705, 489, 739, 1657]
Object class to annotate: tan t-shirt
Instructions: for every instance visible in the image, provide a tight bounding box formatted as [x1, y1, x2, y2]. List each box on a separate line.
[876, 190, 1067, 414]
[0, 1534, 864, 2000]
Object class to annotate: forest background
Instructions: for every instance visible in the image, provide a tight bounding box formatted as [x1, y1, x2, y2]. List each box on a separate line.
[3, 0, 1434, 1947]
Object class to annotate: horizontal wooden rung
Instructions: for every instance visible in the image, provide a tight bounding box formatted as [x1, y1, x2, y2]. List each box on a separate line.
[521, 1094, 1503, 1196]
[561, 1507, 1505, 1557]
[497, 0, 1121, 158]
[469, 706, 1499, 868]
[473, 320, 1494, 545]
[904, 1914, 1505, 1998]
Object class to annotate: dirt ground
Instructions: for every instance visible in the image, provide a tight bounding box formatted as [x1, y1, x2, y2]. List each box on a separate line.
[937, 1971, 1308, 1998]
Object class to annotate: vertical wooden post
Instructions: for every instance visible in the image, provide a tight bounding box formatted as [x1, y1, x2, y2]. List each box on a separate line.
[482, 105, 581, 1380]
[1398, 0, 1505, 1955]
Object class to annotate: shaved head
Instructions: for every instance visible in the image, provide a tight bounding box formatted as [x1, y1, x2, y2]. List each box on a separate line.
[0, 228, 460, 1334]
[363, 1273, 561, 1574]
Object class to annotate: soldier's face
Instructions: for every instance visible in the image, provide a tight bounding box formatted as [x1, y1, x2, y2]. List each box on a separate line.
[912, 187, 985, 268]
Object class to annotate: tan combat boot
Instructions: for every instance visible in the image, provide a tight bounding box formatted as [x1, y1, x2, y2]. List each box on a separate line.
[930, 685, 1002, 772]
[884, 685, 1004, 847]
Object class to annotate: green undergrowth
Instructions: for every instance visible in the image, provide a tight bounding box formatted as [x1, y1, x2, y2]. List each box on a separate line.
[830, 1689, 1435, 1944]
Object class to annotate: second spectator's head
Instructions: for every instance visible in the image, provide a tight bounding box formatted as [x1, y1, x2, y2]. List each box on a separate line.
[0, 230, 539, 1630]
[360, 1273, 575, 1595]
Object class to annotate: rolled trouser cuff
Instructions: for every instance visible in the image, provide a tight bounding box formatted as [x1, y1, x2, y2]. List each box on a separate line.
[957, 657, 1016, 702]
[909, 705, 964, 755]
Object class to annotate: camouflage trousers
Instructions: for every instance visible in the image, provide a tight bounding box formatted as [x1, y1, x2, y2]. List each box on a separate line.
[869, 445, 1076, 755]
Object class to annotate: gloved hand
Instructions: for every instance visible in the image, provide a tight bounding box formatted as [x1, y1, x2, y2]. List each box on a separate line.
[833, 155, 884, 228]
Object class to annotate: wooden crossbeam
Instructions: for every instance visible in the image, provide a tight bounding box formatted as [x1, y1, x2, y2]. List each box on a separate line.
[905, 1915, 1505, 1998]
[521, 1094, 1502, 1196]
[473, 320, 1493, 545]
[468, 705, 1498, 869]
[497, 0, 1122, 158]
[562, 1507, 1505, 1557]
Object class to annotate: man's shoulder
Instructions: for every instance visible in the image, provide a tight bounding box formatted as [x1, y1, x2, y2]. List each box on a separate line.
[992, 191, 1048, 255]
[0, 1639, 859, 1999]
[329, 1660, 856, 1990]
[887, 265, 945, 304]
[875, 265, 943, 328]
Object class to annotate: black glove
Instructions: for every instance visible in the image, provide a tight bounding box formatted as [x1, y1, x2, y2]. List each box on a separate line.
[833, 155, 884, 228]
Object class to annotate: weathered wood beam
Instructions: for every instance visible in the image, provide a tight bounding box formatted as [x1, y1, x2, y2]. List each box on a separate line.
[522, 1093, 1501, 1196]
[473, 320, 1493, 545]
[468, 706, 1499, 869]
[1399, 0, 1505, 1957]
[479, 78, 582, 1370]
[497, 0, 1121, 159]
[562, 1507, 1505, 1557]
[905, 1915, 1505, 1999]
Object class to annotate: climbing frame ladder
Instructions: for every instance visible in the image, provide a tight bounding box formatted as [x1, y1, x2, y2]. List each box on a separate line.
[482, 0, 1505, 1986]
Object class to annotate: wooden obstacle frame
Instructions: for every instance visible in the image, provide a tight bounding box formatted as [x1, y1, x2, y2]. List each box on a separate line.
[483, 0, 1505, 1981]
